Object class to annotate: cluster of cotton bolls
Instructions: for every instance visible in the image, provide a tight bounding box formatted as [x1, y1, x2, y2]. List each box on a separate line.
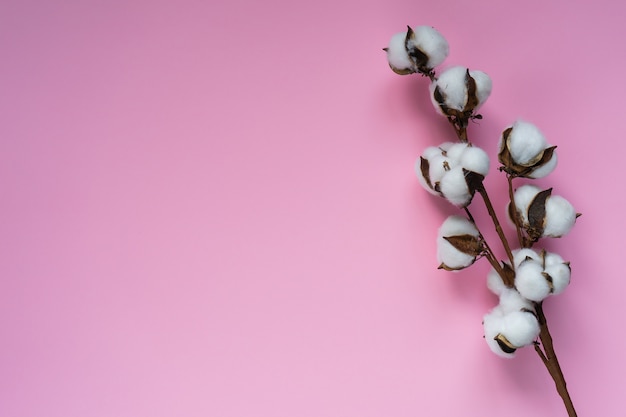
[482, 248, 572, 357]
[416, 142, 490, 207]
[482, 288, 540, 358]
[384, 26, 579, 360]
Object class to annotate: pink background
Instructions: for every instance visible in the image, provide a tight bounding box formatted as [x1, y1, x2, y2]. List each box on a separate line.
[1, 0, 624, 415]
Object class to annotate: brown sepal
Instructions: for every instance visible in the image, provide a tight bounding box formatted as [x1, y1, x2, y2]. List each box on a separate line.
[404, 25, 429, 69]
[443, 234, 484, 257]
[495, 334, 517, 353]
[438, 262, 470, 271]
[419, 157, 434, 190]
[464, 69, 479, 112]
[527, 188, 552, 240]
[463, 169, 485, 196]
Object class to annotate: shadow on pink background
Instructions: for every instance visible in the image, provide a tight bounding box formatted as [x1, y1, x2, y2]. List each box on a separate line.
[1, 0, 624, 415]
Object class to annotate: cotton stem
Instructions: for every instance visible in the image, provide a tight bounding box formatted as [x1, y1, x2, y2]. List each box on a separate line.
[475, 185, 515, 268]
[535, 303, 577, 417]
[507, 175, 526, 248]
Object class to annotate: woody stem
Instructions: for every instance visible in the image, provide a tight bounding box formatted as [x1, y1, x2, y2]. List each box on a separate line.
[534, 303, 577, 417]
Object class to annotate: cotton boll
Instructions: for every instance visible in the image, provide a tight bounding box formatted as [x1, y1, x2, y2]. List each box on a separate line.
[439, 215, 479, 236]
[528, 151, 558, 179]
[543, 195, 577, 237]
[500, 310, 540, 347]
[410, 26, 449, 68]
[508, 120, 548, 166]
[499, 288, 534, 314]
[483, 307, 514, 358]
[439, 166, 471, 207]
[544, 263, 571, 295]
[460, 146, 490, 176]
[543, 251, 565, 267]
[487, 267, 507, 296]
[431, 66, 469, 112]
[437, 239, 476, 270]
[385, 32, 414, 74]
[436, 215, 480, 270]
[513, 248, 541, 268]
[428, 154, 451, 185]
[468, 70, 492, 110]
[515, 261, 551, 302]
[422, 145, 446, 161]
[512, 184, 541, 225]
[445, 143, 468, 163]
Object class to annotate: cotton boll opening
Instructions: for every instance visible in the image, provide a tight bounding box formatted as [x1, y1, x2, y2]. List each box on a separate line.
[436, 215, 480, 270]
[545, 263, 571, 295]
[439, 166, 471, 207]
[513, 248, 541, 268]
[483, 308, 515, 358]
[428, 154, 451, 187]
[445, 143, 468, 162]
[544, 251, 565, 267]
[411, 25, 449, 68]
[515, 261, 551, 302]
[460, 146, 490, 176]
[499, 288, 534, 314]
[385, 32, 414, 74]
[487, 267, 506, 296]
[500, 311, 540, 347]
[508, 120, 548, 166]
[543, 195, 577, 237]
[434, 66, 470, 111]
[422, 145, 446, 161]
[438, 215, 479, 237]
[437, 240, 476, 270]
[513, 184, 541, 225]
[468, 70, 492, 110]
[528, 151, 558, 179]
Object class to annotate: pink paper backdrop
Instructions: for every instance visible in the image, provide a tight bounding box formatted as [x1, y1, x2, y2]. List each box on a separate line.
[1, 0, 624, 416]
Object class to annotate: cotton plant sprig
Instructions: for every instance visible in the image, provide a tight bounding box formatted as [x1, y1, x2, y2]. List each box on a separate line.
[384, 26, 580, 416]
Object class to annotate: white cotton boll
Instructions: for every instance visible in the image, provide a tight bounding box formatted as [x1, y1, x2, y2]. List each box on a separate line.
[439, 215, 479, 236]
[460, 146, 490, 176]
[439, 166, 471, 207]
[422, 145, 446, 161]
[487, 267, 507, 296]
[446, 143, 468, 163]
[513, 248, 541, 268]
[528, 151, 558, 179]
[500, 311, 540, 347]
[436, 215, 479, 270]
[385, 32, 414, 73]
[499, 288, 534, 314]
[468, 70, 492, 110]
[411, 26, 449, 68]
[515, 261, 551, 302]
[512, 184, 541, 224]
[483, 307, 514, 358]
[437, 239, 475, 270]
[432, 66, 469, 111]
[543, 195, 577, 237]
[428, 154, 451, 185]
[544, 263, 571, 295]
[508, 120, 548, 166]
[543, 251, 565, 267]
